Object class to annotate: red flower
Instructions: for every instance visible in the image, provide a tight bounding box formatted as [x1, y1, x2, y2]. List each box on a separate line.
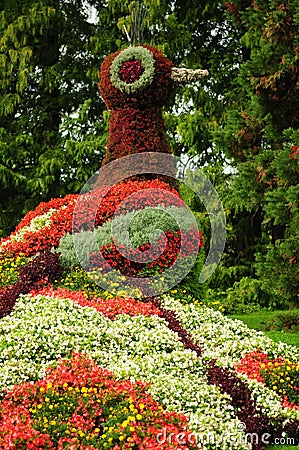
[119, 60, 144, 83]
[29, 285, 162, 319]
[0, 353, 197, 449]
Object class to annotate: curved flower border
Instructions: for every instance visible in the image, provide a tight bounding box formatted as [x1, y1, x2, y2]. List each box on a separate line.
[110, 46, 155, 94]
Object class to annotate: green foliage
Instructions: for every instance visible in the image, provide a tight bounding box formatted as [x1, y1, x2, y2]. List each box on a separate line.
[207, 263, 249, 292]
[0, 0, 115, 237]
[215, 0, 299, 303]
[58, 205, 196, 269]
[56, 266, 110, 300]
[263, 331, 299, 350]
[176, 249, 206, 301]
[58, 231, 99, 270]
[0, 0, 243, 241]
[207, 276, 282, 315]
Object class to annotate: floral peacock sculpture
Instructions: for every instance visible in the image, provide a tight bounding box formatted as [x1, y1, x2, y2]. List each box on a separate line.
[98, 44, 208, 165]
[0, 41, 298, 450]
[67, 43, 208, 298]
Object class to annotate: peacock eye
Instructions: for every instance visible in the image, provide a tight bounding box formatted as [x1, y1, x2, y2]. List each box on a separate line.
[110, 46, 155, 94]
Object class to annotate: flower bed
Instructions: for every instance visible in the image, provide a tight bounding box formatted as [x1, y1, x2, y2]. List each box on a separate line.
[0, 186, 298, 448]
[0, 41, 298, 448]
[0, 179, 182, 258]
[0, 287, 298, 449]
[0, 352, 196, 450]
[235, 350, 299, 410]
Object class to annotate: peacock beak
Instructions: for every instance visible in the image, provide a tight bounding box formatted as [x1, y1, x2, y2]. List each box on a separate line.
[171, 67, 209, 85]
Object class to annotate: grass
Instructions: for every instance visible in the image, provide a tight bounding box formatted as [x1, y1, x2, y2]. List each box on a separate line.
[267, 445, 298, 449]
[229, 309, 299, 349]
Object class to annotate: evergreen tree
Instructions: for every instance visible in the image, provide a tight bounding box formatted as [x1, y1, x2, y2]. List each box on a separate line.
[0, 0, 115, 236]
[219, 0, 299, 304]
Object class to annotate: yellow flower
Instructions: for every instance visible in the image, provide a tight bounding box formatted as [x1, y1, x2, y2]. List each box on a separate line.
[40, 387, 45, 393]
[47, 382, 52, 389]
[273, 386, 277, 390]
[136, 414, 142, 420]
[139, 403, 145, 410]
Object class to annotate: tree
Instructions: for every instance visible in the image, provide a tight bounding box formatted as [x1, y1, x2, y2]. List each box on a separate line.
[218, 0, 299, 304]
[0, 0, 116, 236]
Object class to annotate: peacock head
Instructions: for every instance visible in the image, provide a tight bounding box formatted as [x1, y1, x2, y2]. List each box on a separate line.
[98, 45, 208, 110]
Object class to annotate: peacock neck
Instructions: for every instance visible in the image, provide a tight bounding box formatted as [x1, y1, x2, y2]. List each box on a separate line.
[101, 106, 172, 167]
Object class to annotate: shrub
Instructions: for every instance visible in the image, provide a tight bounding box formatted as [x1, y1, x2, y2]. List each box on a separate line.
[58, 231, 99, 270]
[207, 277, 278, 315]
